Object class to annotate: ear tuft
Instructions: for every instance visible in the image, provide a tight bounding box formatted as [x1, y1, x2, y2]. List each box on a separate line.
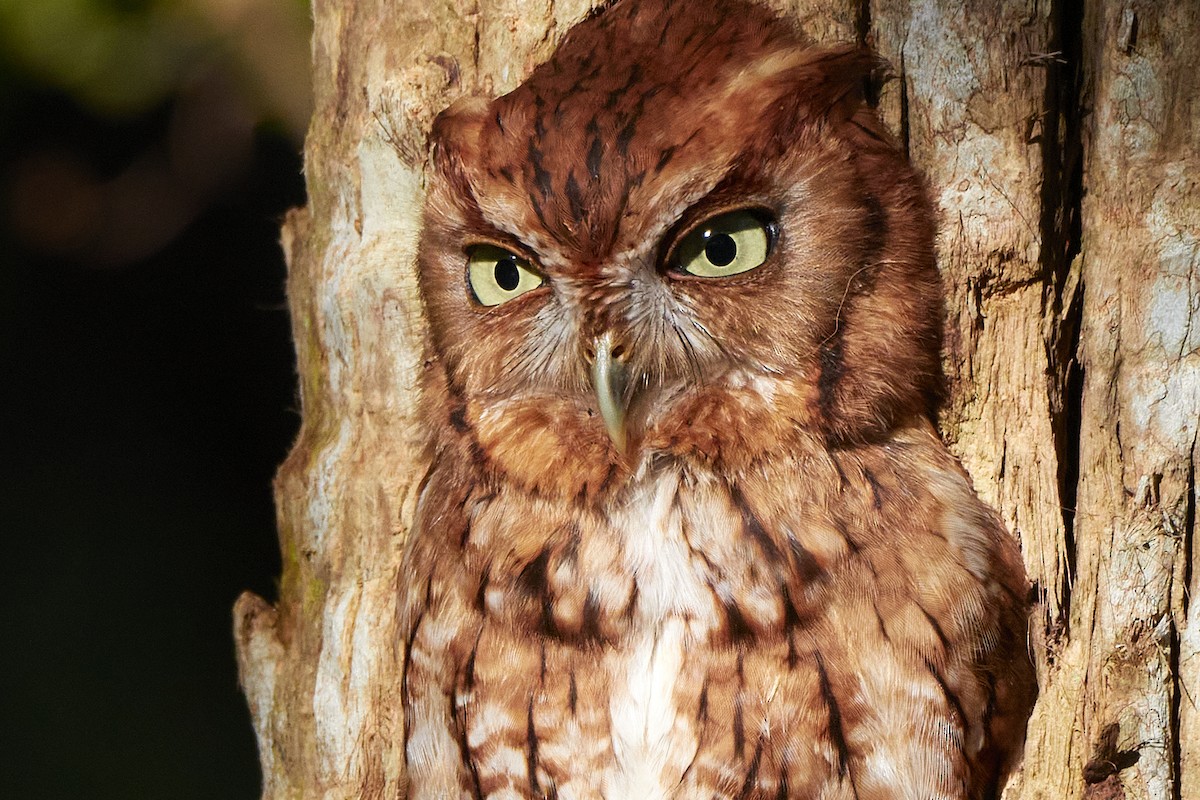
[429, 95, 490, 175]
[783, 44, 885, 125]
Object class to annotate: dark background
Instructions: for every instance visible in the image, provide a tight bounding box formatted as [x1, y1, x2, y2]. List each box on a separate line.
[0, 2, 310, 796]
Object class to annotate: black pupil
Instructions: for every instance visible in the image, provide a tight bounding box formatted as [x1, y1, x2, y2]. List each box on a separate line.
[495, 258, 521, 291]
[705, 233, 737, 267]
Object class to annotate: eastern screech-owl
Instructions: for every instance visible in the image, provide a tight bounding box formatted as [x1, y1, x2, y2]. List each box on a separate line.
[400, 0, 1035, 797]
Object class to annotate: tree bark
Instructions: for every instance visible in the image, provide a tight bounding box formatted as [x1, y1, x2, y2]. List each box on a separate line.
[234, 0, 1199, 798]
[1069, 4, 1200, 799]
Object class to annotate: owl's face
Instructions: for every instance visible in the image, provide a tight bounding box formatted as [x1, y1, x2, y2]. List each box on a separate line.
[418, 0, 942, 496]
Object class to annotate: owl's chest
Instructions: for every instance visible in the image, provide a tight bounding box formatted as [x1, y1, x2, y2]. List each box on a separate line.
[467, 466, 758, 641]
[412, 450, 1010, 799]
[454, 470, 782, 797]
[603, 468, 731, 627]
[597, 474, 720, 796]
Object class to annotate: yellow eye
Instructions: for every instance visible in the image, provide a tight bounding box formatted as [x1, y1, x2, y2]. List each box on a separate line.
[467, 245, 545, 306]
[674, 210, 774, 277]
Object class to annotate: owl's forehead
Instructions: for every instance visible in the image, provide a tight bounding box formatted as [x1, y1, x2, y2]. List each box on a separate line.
[444, 0, 807, 272]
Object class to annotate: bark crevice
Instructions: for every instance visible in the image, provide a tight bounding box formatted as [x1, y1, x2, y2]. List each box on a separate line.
[1041, 0, 1086, 637]
[236, 2, 1200, 798]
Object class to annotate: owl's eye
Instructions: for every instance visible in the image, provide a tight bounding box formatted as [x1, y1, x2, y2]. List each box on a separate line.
[466, 245, 545, 306]
[673, 210, 775, 278]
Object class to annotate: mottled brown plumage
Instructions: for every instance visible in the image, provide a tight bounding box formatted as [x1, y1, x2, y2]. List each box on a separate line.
[401, 0, 1036, 797]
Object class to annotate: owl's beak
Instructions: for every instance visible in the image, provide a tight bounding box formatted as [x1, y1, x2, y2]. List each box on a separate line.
[588, 332, 629, 454]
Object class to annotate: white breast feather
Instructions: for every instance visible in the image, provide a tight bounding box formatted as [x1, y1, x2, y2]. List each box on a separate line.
[602, 469, 719, 799]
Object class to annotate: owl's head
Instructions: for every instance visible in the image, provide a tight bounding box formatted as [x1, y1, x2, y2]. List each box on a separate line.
[418, 0, 941, 496]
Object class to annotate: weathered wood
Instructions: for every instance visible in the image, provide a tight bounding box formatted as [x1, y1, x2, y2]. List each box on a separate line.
[1069, 2, 1200, 799]
[234, 0, 1199, 797]
[235, 0, 507, 792]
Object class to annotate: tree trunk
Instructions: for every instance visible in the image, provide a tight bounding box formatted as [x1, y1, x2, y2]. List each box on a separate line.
[233, 1, 1199, 798]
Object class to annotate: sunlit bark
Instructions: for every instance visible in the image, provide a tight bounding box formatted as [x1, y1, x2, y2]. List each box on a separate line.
[234, 1, 1199, 797]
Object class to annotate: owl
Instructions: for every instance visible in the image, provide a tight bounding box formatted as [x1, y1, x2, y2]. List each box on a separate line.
[399, 0, 1035, 798]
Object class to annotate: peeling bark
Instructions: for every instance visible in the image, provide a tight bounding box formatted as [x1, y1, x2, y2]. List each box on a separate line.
[1071, 3, 1200, 798]
[234, 0, 1199, 797]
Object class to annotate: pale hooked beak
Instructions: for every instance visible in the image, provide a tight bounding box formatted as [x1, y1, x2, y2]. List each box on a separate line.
[588, 331, 630, 453]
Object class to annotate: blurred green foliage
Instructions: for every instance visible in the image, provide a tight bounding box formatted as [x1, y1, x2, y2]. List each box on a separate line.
[0, 0, 200, 116]
[0, 0, 311, 131]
